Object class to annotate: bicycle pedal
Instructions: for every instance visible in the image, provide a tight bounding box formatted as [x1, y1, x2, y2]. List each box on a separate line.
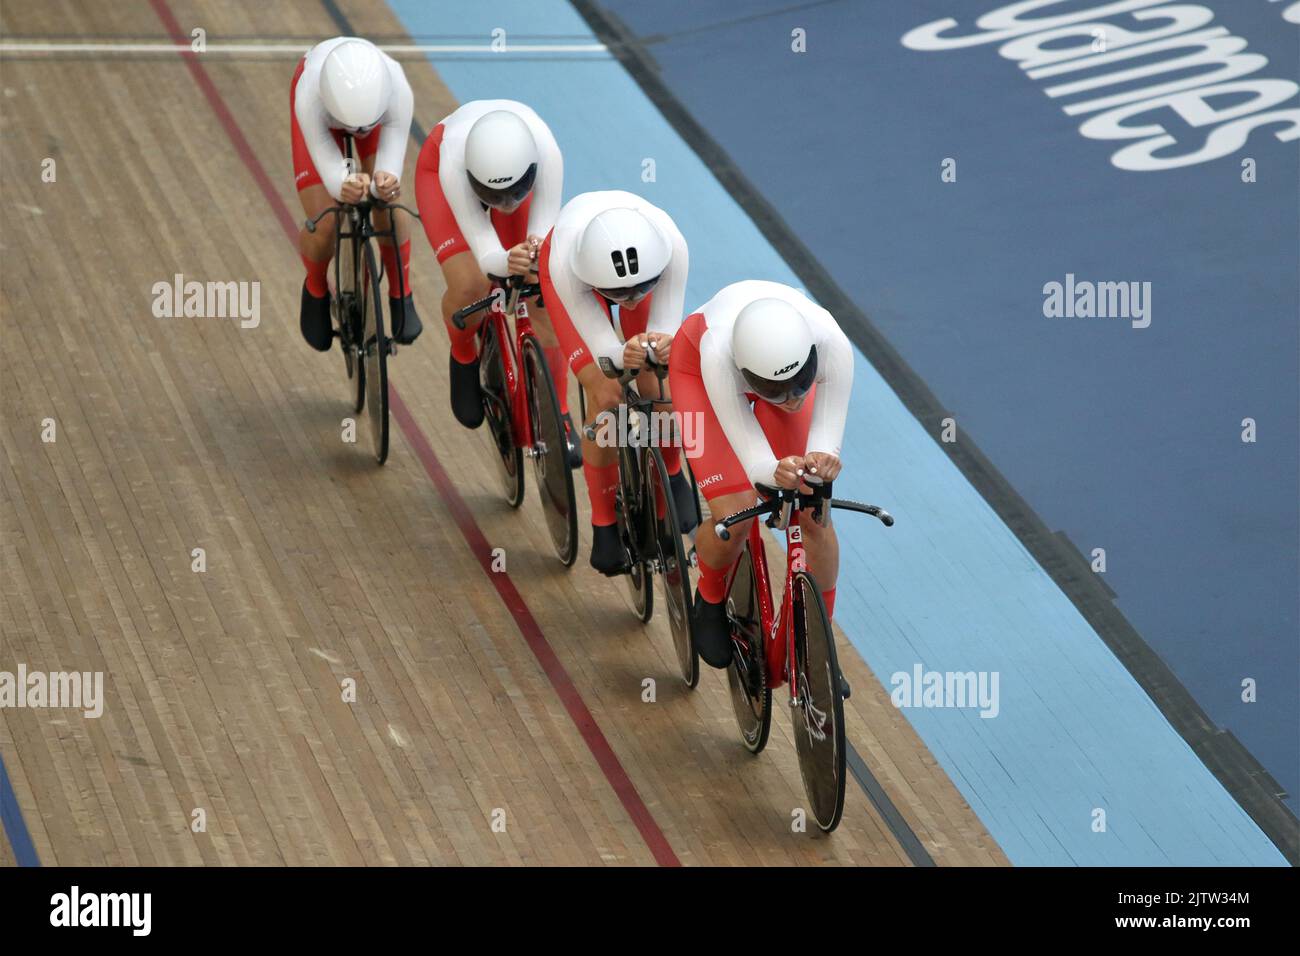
[687, 546, 699, 568]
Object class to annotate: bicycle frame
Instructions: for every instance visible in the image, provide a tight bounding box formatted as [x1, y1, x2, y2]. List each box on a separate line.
[721, 486, 893, 697]
[485, 283, 542, 452]
[734, 515, 800, 695]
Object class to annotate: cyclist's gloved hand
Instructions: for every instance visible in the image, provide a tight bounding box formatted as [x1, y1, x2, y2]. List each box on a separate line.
[803, 452, 842, 483]
[773, 455, 811, 492]
[646, 332, 671, 367]
[371, 171, 400, 202]
[622, 334, 651, 372]
[507, 242, 535, 277]
[340, 173, 370, 205]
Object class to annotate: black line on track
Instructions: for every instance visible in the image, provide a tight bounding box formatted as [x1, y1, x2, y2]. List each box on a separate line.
[567, 0, 1298, 865]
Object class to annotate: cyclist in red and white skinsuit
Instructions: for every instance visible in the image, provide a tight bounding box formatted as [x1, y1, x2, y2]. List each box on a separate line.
[669, 280, 854, 668]
[539, 190, 697, 574]
[414, 100, 576, 461]
[292, 37, 421, 351]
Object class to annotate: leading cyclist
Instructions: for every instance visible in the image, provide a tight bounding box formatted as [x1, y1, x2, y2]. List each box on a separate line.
[292, 37, 422, 351]
[668, 280, 854, 668]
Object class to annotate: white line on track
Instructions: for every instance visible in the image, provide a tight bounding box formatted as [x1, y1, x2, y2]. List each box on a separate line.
[0, 42, 609, 55]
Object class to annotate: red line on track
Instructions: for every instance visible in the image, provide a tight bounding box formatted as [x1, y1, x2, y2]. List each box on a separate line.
[150, 0, 680, 867]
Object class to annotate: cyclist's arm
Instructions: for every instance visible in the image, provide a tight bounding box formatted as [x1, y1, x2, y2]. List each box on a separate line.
[439, 153, 511, 277]
[543, 239, 624, 369]
[700, 331, 781, 487]
[524, 118, 563, 241]
[370, 59, 413, 184]
[644, 211, 690, 339]
[805, 313, 854, 457]
[295, 77, 348, 201]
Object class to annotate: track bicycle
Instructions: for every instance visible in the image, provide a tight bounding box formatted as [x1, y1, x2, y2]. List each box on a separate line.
[452, 276, 578, 566]
[303, 135, 420, 464]
[588, 353, 701, 687]
[715, 480, 893, 831]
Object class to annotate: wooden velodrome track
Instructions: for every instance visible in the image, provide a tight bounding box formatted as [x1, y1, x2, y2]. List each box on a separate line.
[0, 0, 1007, 866]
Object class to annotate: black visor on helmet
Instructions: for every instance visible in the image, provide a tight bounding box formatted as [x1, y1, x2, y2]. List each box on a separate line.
[595, 273, 662, 303]
[468, 163, 538, 208]
[742, 344, 818, 404]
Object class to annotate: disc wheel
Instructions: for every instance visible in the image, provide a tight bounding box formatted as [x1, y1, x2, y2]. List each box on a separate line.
[790, 570, 847, 832]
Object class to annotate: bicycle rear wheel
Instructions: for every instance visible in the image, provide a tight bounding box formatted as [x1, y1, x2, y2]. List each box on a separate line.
[522, 335, 577, 566]
[725, 545, 771, 753]
[360, 242, 389, 464]
[479, 320, 525, 507]
[646, 450, 697, 688]
[790, 570, 847, 832]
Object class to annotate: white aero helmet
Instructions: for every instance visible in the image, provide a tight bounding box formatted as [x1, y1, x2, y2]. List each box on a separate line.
[320, 39, 391, 131]
[573, 206, 672, 301]
[464, 110, 540, 209]
[732, 297, 819, 403]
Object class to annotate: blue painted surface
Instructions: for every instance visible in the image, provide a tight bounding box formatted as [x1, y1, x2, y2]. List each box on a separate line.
[0, 748, 39, 866]
[386, 0, 1290, 864]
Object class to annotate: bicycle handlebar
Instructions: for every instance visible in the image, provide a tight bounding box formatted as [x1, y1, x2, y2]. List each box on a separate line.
[713, 481, 894, 540]
[450, 276, 541, 330]
[303, 198, 421, 233]
[596, 341, 667, 384]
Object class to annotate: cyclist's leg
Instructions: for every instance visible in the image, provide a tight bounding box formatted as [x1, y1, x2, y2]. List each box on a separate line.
[414, 136, 492, 426]
[361, 146, 420, 343]
[291, 58, 337, 351]
[756, 389, 838, 616]
[669, 326, 757, 665]
[575, 361, 625, 572]
[439, 252, 492, 428]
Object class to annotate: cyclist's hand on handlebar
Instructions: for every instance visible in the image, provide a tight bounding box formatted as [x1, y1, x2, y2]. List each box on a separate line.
[507, 241, 536, 277]
[340, 173, 370, 205]
[773, 456, 813, 492]
[803, 451, 842, 483]
[646, 332, 671, 366]
[371, 170, 400, 202]
[622, 334, 653, 371]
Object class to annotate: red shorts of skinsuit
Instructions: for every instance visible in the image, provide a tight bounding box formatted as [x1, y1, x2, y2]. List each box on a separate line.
[538, 231, 653, 375]
[290, 57, 381, 192]
[669, 311, 817, 502]
[414, 123, 533, 265]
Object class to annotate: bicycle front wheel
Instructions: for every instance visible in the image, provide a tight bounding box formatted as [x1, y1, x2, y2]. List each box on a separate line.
[360, 241, 389, 464]
[522, 335, 577, 566]
[790, 570, 847, 832]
